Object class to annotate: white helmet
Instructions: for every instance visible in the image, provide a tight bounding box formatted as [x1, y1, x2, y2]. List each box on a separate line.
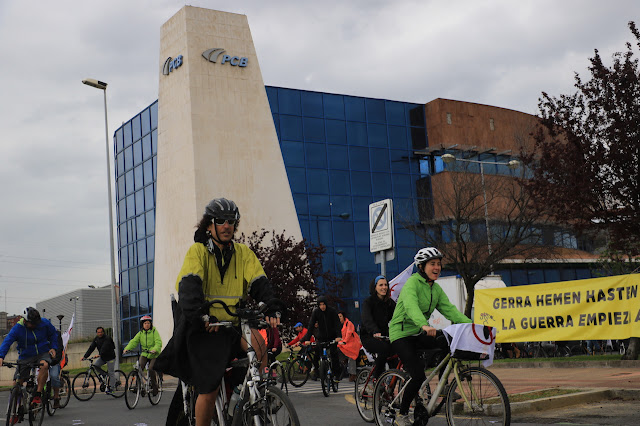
[414, 247, 443, 265]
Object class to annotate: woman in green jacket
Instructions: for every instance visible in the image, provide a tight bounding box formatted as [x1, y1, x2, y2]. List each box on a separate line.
[389, 247, 471, 426]
[123, 315, 162, 395]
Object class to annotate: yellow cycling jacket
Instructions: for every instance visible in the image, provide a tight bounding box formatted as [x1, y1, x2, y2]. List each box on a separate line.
[175, 242, 267, 323]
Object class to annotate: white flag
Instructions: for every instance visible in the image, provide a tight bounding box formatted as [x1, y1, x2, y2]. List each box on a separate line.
[61, 313, 75, 349]
[389, 262, 415, 301]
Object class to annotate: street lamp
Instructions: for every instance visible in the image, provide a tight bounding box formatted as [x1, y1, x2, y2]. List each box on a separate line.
[441, 153, 520, 273]
[56, 314, 64, 333]
[82, 77, 120, 369]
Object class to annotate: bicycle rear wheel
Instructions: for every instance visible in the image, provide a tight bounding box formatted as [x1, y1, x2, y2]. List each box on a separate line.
[59, 373, 71, 408]
[148, 374, 163, 405]
[125, 371, 141, 410]
[287, 356, 310, 387]
[319, 360, 329, 397]
[111, 370, 127, 398]
[373, 369, 410, 426]
[45, 383, 55, 417]
[5, 386, 21, 426]
[72, 372, 96, 401]
[445, 366, 510, 426]
[232, 386, 300, 426]
[268, 362, 287, 394]
[355, 366, 375, 423]
[28, 393, 45, 426]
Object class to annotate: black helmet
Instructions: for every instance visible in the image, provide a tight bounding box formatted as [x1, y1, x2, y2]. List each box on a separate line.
[204, 198, 240, 221]
[24, 307, 41, 324]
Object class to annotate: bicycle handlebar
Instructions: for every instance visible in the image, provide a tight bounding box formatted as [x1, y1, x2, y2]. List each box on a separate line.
[2, 360, 42, 369]
[203, 299, 269, 320]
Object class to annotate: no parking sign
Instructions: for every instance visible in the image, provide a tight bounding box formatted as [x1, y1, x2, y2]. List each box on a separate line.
[369, 199, 394, 253]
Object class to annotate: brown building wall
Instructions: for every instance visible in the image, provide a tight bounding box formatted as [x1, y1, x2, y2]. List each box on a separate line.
[425, 98, 539, 153]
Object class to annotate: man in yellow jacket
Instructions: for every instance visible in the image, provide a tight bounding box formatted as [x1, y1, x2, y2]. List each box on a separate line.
[123, 315, 162, 395]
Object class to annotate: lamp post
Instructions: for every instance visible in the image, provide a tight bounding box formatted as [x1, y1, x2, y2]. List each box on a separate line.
[82, 78, 120, 369]
[441, 153, 520, 274]
[56, 314, 64, 333]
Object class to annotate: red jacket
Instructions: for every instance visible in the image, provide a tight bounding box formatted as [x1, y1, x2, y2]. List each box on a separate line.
[338, 318, 361, 360]
[288, 328, 315, 346]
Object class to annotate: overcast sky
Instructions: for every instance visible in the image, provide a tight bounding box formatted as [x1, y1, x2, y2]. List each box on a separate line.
[0, 0, 637, 316]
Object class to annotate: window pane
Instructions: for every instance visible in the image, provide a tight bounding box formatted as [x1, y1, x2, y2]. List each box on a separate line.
[138, 240, 147, 263]
[347, 122, 367, 146]
[279, 115, 303, 141]
[147, 236, 155, 261]
[152, 129, 158, 154]
[134, 165, 143, 191]
[135, 190, 144, 215]
[131, 115, 141, 142]
[305, 143, 327, 168]
[333, 221, 354, 246]
[126, 194, 135, 219]
[136, 213, 145, 237]
[303, 117, 325, 143]
[143, 160, 153, 185]
[282, 141, 305, 167]
[371, 173, 392, 197]
[133, 140, 142, 165]
[266, 87, 278, 113]
[293, 193, 308, 215]
[117, 152, 124, 175]
[308, 195, 331, 216]
[368, 124, 388, 147]
[325, 120, 346, 145]
[410, 127, 427, 150]
[307, 169, 329, 194]
[141, 108, 151, 136]
[147, 261, 154, 288]
[286, 167, 307, 193]
[329, 170, 350, 195]
[145, 211, 155, 235]
[345, 97, 365, 121]
[116, 128, 124, 153]
[120, 270, 129, 294]
[301, 91, 323, 117]
[138, 265, 148, 290]
[388, 126, 408, 150]
[142, 134, 152, 160]
[123, 122, 132, 147]
[139, 290, 149, 314]
[351, 172, 371, 195]
[386, 101, 406, 125]
[365, 99, 385, 123]
[323, 94, 344, 120]
[392, 174, 412, 197]
[327, 145, 349, 169]
[144, 185, 154, 211]
[370, 148, 389, 170]
[349, 146, 370, 170]
[278, 89, 301, 115]
[390, 150, 410, 173]
[330, 195, 352, 218]
[407, 105, 425, 127]
[124, 146, 133, 171]
[150, 102, 158, 130]
[130, 267, 139, 291]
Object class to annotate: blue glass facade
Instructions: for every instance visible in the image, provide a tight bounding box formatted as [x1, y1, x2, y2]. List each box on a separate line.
[114, 88, 597, 344]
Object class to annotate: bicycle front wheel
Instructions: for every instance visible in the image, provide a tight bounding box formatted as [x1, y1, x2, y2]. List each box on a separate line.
[233, 386, 300, 426]
[72, 372, 96, 401]
[59, 373, 71, 408]
[148, 374, 163, 405]
[125, 371, 141, 410]
[373, 369, 410, 426]
[319, 360, 329, 397]
[355, 367, 375, 423]
[6, 386, 21, 426]
[28, 392, 45, 426]
[268, 362, 287, 394]
[287, 356, 310, 387]
[111, 370, 127, 398]
[445, 366, 511, 426]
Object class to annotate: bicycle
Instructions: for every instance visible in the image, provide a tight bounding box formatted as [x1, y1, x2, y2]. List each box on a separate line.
[265, 351, 288, 394]
[355, 350, 402, 422]
[3, 360, 46, 426]
[71, 357, 126, 401]
[44, 369, 71, 417]
[286, 344, 316, 387]
[373, 326, 510, 426]
[124, 357, 163, 409]
[178, 299, 300, 426]
[312, 340, 340, 397]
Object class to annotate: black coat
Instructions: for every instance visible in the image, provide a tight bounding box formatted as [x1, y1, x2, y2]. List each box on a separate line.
[84, 334, 116, 361]
[360, 295, 396, 339]
[302, 306, 341, 342]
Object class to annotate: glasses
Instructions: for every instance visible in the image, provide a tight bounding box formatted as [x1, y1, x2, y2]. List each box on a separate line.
[212, 218, 237, 226]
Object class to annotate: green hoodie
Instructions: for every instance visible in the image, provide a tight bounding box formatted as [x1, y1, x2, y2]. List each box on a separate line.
[124, 327, 162, 359]
[389, 273, 471, 342]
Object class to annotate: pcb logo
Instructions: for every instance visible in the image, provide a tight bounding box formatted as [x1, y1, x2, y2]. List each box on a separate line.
[202, 48, 248, 67]
[163, 55, 183, 75]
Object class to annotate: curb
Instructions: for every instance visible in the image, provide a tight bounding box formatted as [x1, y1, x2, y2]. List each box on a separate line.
[489, 360, 640, 369]
[510, 388, 640, 414]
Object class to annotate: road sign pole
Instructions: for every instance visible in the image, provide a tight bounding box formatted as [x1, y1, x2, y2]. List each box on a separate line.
[380, 250, 386, 277]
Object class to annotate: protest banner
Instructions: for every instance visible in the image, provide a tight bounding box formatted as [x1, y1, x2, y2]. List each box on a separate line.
[474, 274, 640, 342]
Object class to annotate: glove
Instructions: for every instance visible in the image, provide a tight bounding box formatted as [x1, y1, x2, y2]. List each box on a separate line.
[264, 298, 286, 320]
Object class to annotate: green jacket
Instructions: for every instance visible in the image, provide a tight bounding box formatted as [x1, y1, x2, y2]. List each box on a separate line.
[389, 273, 471, 342]
[124, 327, 162, 359]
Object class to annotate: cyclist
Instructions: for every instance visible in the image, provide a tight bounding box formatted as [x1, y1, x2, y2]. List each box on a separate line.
[389, 247, 471, 426]
[337, 311, 361, 381]
[301, 295, 342, 382]
[360, 274, 396, 380]
[287, 322, 317, 378]
[123, 315, 162, 396]
[82, 326, 117, 394]
[0, 307, 58, 407]
[48, 329, 65, 408]
[155, 197, 283, 426]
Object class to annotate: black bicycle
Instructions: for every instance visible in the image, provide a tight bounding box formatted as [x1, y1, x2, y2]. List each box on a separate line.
[313, 340, 340, 397]
[71, 357, 126, 401]
[3, 360, 46, 426]
[44, 369, 71, 416]
[286, 345, 316, 387]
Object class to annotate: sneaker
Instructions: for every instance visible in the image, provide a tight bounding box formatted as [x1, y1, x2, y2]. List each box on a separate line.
[152, 389, 159, 397]
[105, 387, 113, 395]
[53, 398, 61, 409]
[395, 412, 413, 426]
[30, 396, 42, 407]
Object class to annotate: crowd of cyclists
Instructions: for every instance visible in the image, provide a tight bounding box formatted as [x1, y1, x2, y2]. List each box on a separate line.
[0, 196, 603, 425]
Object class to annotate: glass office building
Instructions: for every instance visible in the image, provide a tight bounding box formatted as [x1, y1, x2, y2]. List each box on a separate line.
[114, 88, 598, 344]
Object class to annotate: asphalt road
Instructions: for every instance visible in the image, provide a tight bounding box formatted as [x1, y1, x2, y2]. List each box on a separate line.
[0, 381, 637, 425]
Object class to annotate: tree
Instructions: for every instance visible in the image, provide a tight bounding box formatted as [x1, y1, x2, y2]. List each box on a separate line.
[523, 22, 640, 360]
[237, 229, 343, 340]
[409, 154, 556, 317]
